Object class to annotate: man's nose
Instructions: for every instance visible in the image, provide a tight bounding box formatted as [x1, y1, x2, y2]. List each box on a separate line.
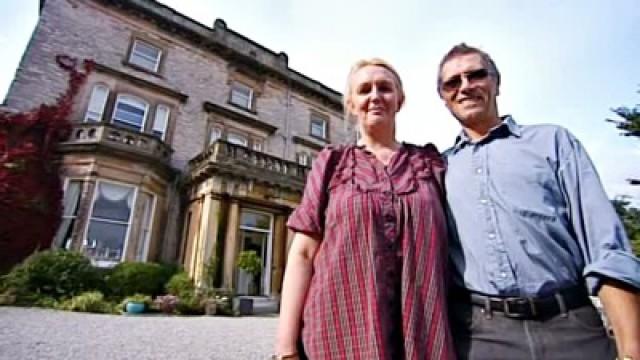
[458, 76, 472, 93]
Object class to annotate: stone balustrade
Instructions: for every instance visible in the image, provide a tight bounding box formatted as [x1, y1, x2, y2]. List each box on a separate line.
[59, 122, 173, 164]
[188, 140, 310, 190]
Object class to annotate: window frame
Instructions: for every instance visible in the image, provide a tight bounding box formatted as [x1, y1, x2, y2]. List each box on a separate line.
[238, 209, 274, 295]
[83, 180, 138, 267]
[128, 39, 163, 73]
[85, 84, 110, 123]
[152, 104, 170, 141]
[209, 126, 223, 145]
[297, 152, 311, 167]
[111, 94, 149, 132]
[134, 191, 156, 262]
[310, 114, 329, 140]
[229, 81, 254, 110]
[227, 132, 249, 147]
[252, 138, 263, 152]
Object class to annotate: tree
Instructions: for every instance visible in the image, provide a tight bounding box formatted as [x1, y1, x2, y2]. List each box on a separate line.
[607, 98, 640, 185]
[611, 197, 640, 257]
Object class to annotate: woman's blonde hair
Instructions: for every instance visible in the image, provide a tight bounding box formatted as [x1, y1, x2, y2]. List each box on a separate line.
[344, 58, 405, 117]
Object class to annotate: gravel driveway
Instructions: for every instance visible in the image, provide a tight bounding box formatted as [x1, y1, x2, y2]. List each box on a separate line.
[0, 307, 278, 360]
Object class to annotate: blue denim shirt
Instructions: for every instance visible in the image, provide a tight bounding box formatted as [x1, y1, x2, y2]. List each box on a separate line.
[445, 116, 640, 296]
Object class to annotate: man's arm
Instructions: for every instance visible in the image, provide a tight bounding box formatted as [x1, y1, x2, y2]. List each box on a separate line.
[599, 280, 640, 359]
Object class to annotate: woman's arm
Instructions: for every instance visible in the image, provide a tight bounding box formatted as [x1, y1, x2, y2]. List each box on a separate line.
[274, 232, 320, 356]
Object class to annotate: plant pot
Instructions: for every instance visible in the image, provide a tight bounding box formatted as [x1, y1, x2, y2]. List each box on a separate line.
[204, 300, 217, 316]
[233, 297, 253, 316]
[125, 301, 146, 314]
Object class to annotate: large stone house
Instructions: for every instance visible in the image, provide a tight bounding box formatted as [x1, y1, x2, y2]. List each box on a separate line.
[4, 0, 355, 299]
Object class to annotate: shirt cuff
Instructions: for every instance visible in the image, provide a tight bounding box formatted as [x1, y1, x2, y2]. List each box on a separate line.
[583, 250, 640, 295]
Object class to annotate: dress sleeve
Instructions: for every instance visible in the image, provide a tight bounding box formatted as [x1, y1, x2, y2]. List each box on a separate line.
[423, 143, 446, 199]
[286, 146, 341, 240]
[557, 129, 640, 294]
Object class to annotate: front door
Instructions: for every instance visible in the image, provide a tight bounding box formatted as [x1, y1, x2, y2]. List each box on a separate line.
[237, 210, 273, 296]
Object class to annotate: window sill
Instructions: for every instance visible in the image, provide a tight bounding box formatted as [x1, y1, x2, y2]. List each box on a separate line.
[227, 100, 258, 115]
[122, 60, 164, 79]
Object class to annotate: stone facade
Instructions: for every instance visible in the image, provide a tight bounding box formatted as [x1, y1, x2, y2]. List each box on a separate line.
[4, 0, 355, 298]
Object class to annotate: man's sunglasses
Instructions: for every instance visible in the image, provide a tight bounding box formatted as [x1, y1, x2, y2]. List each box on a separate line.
[440, 68, 492, 93]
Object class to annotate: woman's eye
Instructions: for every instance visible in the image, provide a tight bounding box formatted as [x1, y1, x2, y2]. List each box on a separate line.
[357, 85, 371, 94]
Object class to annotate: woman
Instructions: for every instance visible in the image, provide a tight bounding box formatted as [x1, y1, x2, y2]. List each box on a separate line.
[274, 59, 454, 359]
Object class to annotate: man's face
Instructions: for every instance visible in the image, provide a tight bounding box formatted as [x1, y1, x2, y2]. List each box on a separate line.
[439, 53, 499, 128]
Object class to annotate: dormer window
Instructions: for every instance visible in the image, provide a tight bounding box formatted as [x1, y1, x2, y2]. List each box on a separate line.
[129, 40, 162, 73]
[229, 82, 253, 110]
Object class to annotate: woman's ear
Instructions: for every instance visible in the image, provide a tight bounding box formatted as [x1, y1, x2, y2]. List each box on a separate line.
[397, 95, 405, 111]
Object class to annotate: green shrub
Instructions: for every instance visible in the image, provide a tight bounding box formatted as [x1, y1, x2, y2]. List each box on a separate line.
[237, 251, 261, 276]
[60, 291, 114, 313]
[33, 296, 59, 309]
[204, 256, 220, 288]
[165, 272, 195, 298]
[0, 250, 102, 300]
[176, 294, 204, 315]
[106, 262, 174, 297]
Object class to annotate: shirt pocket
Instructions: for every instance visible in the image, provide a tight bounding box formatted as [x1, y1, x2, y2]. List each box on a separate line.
[496, 163, 561, 221]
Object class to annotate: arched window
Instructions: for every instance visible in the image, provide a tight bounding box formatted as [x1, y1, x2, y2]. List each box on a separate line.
[84, 84, 110, 122]
[112, 94, 149, 132]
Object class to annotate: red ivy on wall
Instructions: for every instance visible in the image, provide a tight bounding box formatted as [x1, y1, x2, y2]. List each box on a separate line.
[0, 55, 94, 272]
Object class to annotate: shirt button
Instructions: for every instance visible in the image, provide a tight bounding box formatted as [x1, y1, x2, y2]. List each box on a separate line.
[383, 190, 392, 196]
[488, 232, 496, 239]
[480, 198, 489, 205]
[475, 168, 483, 174]
[385, 214, 394, 222]
[500, 272, 508, 278]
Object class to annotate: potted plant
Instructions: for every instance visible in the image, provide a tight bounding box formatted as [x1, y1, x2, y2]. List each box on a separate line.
[236, 250, 261, 296]
[153, 294, 178, 314]
[121, 294, 151, 314]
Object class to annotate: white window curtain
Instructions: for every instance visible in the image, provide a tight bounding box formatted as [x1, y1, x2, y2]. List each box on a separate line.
[85, 182, 136, 265]
[53, 181, 82, 248]
[84, 85, 109, 122]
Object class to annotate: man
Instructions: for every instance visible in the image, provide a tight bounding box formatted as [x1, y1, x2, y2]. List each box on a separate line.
[439, 43, 640, 360]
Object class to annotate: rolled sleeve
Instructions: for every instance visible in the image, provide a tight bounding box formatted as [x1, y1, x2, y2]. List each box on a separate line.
[584, 250, 640, 294]
[559, 129, 640, 294]
[287, 146, 341, 239]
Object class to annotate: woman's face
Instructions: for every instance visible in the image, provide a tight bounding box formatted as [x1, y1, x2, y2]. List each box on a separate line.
[348, 65, 403, 128]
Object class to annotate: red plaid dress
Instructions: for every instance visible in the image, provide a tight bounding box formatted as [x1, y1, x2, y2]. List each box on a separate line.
[287, 143, 454, 360]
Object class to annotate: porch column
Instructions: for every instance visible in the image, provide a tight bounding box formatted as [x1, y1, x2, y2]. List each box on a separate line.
[222, 200, 241, 290]
[270, 214, 287, 296]
[194, 194, 222, 287]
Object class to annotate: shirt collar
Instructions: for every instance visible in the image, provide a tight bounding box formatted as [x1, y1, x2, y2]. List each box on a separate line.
[451, 115, 521, 152]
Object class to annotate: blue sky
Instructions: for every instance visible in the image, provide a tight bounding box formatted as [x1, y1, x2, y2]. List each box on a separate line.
[1, 0, 639, 203]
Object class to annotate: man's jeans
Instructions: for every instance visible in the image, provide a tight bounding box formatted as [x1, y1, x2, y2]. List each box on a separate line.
[449, 300, 616, 360]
